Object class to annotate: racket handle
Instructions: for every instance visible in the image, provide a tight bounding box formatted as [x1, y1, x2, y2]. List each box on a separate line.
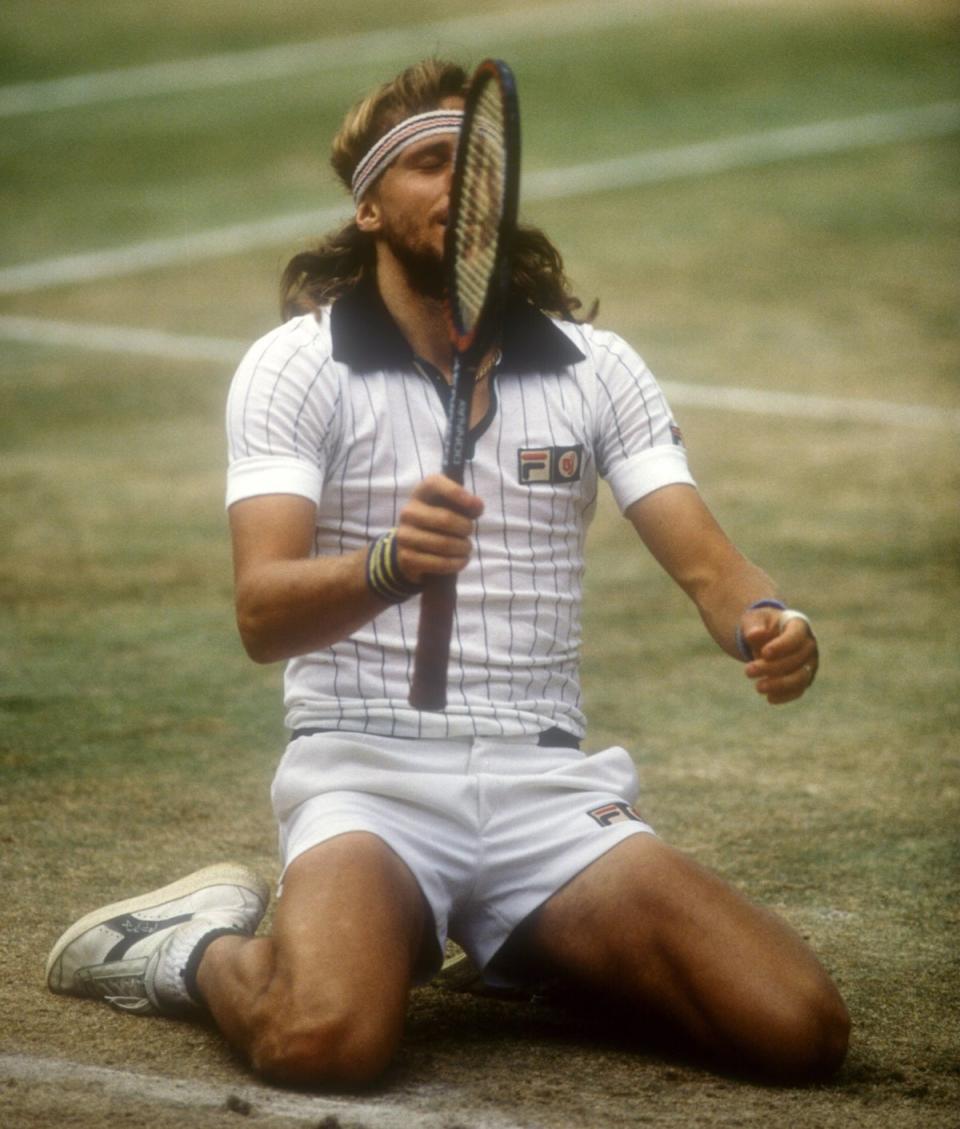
[409, 572, 458, 710]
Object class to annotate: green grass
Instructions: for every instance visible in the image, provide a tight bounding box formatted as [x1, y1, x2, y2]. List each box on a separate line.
[0, 0, 511, 80]
[1, 2, 959, 1126]
[2, 1, 957, 263]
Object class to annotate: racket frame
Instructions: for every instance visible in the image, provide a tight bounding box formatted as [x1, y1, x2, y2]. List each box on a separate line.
[409, 58, 520, 711]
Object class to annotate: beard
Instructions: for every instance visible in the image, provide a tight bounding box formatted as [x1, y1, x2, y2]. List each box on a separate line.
[382, 222, 446, 300]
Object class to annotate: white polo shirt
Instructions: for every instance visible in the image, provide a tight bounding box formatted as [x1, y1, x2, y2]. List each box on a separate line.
[226, 280, 695, 740]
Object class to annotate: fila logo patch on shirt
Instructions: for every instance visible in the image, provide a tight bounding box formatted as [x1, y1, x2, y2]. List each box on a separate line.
[518, 445, 583, 485]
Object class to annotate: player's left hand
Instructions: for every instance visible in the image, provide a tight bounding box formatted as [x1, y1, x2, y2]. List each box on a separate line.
[741, 608, 819, 705]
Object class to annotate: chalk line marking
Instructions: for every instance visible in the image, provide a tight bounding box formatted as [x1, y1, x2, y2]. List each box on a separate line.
[0, 1052, 527, 1129]
[0, 0, 666, 118]
[2, 314, 956, 432]
[1, 101, 956, 296]
[0, 314, 246, 364]
[523, 100, 960, 199]
[0, 205, 348, 298]
[662, 379, 960, 432]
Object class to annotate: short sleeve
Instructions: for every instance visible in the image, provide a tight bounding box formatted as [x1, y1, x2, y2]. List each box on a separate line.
[225, 315, 339, 508]
[587, 329, 696, 512]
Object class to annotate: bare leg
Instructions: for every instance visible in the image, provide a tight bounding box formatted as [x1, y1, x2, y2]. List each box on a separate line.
[511, 835, 849, 1081]
[195, 832, 430, 1088]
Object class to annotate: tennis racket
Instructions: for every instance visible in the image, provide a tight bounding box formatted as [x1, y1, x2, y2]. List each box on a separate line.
[409, 58, 521, 711]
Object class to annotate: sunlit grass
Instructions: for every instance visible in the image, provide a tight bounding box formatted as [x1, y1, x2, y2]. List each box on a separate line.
[1, 2, 958, 1122]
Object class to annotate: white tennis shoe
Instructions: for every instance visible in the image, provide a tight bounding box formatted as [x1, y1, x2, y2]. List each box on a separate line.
[46, 863, 270, 1016]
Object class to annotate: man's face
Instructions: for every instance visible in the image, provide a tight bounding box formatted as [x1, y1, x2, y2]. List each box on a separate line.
[358, 98, 463, 298]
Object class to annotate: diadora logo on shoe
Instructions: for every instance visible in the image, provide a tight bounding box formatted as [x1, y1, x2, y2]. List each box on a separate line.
[104, 912, 192, 960]
[518, 444, 583, 485]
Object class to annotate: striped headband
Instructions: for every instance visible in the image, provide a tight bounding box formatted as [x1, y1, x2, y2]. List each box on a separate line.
[351, 109, 464, 204]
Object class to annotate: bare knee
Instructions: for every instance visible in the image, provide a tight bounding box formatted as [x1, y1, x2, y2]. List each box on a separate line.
[249, 1004, 401, 1089]
[744, 975, 851, 1083]
[789, 981, 851, 1081]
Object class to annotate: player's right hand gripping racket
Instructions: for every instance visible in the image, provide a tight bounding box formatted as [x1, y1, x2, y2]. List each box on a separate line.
[409, 59, 521, 711]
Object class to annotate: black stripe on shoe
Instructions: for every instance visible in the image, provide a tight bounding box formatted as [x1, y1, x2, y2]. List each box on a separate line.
[103, 913, 193, 961]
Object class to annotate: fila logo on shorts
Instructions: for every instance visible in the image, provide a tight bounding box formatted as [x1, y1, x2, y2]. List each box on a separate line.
[587, 801, 644, 828]
[518, 444, 583, 485]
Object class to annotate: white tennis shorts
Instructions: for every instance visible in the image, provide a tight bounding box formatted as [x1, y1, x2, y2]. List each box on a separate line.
[270, 731, 655, 986]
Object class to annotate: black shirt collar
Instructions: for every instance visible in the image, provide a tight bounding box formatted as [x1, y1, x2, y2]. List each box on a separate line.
[330, 275, 585, 374]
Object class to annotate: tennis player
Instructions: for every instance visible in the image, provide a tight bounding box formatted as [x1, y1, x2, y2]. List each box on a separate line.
[46, 59, 849, 1086]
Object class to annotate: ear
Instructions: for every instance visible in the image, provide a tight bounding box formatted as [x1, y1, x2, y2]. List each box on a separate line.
[355, 197, 382, 234]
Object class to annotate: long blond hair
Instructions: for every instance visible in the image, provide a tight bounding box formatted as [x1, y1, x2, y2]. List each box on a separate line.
[280, 59, 594, 322]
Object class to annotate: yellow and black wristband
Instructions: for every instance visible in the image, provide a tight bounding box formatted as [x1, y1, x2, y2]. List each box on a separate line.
[366, 529, 423, 604]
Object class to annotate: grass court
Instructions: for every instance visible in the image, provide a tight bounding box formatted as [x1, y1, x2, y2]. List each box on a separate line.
[1, 2, 958, 1126]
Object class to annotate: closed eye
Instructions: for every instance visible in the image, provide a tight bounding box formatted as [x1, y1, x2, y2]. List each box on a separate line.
[401, 139, 456, 173]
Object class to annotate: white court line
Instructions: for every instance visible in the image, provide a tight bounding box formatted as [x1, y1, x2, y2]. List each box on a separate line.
[0, 314, 246, 364]
[0, 0, 668, 118]
[3, 314, 957, 432]
[0, 205, 348, 298]
[523, 100, 960, 198]
[1, 100, 957, 296]
[663, 379, 960, 432]
[0, 1052, 526, 1129]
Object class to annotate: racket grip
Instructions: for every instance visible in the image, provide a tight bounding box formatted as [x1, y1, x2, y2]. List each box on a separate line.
[409, 572, 458, 711]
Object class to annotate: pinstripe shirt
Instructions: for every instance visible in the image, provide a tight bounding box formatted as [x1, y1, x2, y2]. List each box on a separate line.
[226, 280, 695, 740]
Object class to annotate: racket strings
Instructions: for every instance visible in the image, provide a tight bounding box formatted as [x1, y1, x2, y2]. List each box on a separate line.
[452, 81, 507, 334]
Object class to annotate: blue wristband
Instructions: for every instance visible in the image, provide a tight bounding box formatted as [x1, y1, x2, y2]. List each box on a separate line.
[735, 599, 787, 661]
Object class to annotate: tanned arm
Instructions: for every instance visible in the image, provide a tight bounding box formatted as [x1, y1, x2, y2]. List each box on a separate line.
[626, 484, 818, 704]
[229, 476, 483, 664]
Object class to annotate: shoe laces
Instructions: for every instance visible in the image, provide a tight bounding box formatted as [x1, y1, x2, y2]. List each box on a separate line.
[78, 964, 148, 1003]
